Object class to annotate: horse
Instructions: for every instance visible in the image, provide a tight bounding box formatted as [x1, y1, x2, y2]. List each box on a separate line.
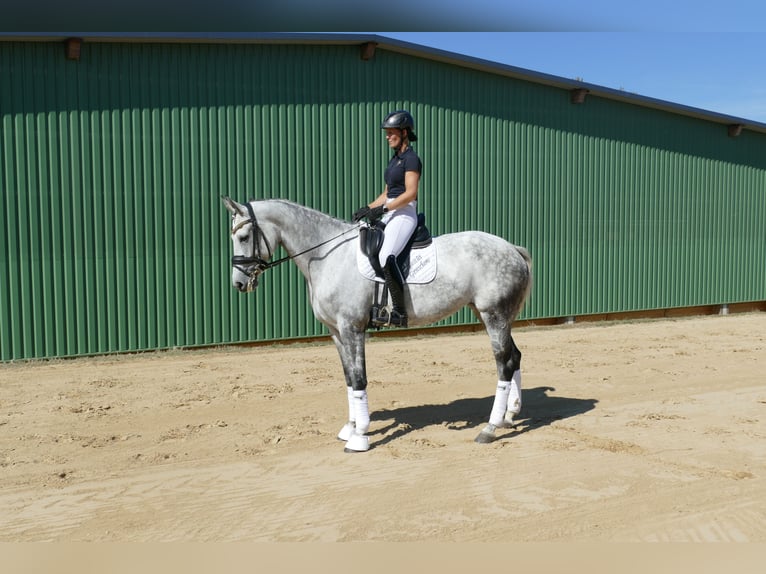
[222, 197, 532, 452]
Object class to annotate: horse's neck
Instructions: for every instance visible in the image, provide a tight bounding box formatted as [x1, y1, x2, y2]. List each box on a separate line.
[258, 200, 352, 272]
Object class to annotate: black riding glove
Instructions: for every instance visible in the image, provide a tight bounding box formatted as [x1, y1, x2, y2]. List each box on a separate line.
[367, 205, 386, 223]
[352, 206, 370, 222]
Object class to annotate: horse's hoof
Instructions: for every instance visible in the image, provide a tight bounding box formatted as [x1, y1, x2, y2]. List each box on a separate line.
[500, 415, 520, 428]
[474, 431, 496, 444]
[337, 422, 355, 442]
[344, 433, 370, 452]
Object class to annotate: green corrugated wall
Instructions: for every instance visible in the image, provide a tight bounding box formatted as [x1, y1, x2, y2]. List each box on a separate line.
[1, 40, 765, 360]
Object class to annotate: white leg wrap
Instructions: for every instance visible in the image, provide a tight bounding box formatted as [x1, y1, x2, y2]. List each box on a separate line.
[507, 369, 522, 416]
[337, 421, 355, 442]
[344, 389, 371, 452]
[489, 381, 511, 426]
[338, 386, 359, 442]
[353, 390, 370, 435]
[346, 386, 355, 422]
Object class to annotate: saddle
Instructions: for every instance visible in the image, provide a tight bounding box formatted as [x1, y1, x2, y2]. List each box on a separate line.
[359, 213, 432, 279]
[359, 214, 432, 330]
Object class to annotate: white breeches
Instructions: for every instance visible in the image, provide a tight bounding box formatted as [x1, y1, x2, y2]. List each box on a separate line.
[378, 201, 417, 267]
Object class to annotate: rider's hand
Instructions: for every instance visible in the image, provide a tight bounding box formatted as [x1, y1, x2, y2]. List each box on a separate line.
[352, 206, 370, 222]
[367, 205, 386, 223]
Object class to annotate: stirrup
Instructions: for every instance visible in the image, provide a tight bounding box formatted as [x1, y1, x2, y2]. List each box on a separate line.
[371, 307, 408, 328]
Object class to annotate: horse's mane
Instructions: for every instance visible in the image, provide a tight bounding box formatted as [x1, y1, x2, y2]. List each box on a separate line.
[255, 198, 354, 230]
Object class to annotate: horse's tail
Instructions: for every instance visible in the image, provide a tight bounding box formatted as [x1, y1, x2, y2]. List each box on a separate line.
[515, 245, 533, 272]
[514, 245, 533, 315]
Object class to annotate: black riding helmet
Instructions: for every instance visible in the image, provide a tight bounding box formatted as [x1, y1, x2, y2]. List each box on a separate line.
[381, 110, 418, 142]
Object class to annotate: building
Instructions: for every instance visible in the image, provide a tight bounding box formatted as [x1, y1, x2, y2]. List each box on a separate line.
[1, 33, 764, 360]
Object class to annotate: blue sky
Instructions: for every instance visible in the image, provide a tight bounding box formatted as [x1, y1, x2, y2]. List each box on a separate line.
[375, 32, 766, 124]
[387, 0, 766, 32]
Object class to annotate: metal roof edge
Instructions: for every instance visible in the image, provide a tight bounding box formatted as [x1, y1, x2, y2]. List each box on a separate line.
[374, 34, 766, 135]
[0, 32, 379, 44]
[3, 32, 765, 134]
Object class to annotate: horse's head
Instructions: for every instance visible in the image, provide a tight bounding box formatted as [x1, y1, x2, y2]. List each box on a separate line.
[222, 197, 275, 292]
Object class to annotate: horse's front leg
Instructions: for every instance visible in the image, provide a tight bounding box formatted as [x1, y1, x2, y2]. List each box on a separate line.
[475, 315, 523, 444]
[331, 328, 371, 452]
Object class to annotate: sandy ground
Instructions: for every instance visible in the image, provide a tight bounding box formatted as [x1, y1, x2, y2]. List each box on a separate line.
[1, 313, 764, 542]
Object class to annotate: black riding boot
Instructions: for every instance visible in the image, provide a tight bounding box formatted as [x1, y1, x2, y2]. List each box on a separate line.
[373, 255, 408, 328]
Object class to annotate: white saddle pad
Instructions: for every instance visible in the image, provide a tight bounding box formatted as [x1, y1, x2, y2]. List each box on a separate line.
[356, 242, 437, 284]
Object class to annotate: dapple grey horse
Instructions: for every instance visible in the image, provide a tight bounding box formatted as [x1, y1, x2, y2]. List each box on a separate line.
[222, 197, 532, 452]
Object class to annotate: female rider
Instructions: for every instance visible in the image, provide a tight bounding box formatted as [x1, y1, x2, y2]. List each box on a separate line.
[353, 110, 422, 328]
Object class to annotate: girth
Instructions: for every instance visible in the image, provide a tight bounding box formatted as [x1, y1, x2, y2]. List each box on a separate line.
[359, 213, 432, 279]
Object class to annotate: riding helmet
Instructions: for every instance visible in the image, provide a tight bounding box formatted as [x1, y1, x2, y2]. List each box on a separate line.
[381, 110, 417, 142]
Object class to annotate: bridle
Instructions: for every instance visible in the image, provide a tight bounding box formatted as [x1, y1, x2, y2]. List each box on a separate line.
[230, 202, 275, 289]
[230, 201, 359, 290]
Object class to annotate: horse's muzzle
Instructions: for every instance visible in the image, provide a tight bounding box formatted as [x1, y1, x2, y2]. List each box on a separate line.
[233, 274, 258, 292]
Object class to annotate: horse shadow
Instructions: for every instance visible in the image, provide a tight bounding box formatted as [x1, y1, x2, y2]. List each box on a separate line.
[369, 386, 598, 447]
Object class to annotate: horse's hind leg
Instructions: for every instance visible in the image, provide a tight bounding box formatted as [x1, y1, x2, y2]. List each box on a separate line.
[475, 311, 523, 444]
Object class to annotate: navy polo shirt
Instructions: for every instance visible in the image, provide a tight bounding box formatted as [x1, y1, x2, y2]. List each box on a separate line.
[384, 146, 422, 199]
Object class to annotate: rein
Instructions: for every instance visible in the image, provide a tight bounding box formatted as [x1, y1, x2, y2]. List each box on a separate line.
[231, 202, 359, 288]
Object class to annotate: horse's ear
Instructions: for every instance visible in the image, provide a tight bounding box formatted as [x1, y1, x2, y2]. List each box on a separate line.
[221, 196, 245, 216]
